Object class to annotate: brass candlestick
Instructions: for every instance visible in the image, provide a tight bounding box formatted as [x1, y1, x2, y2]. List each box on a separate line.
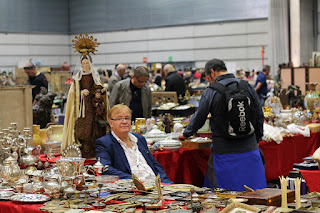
[92, 183, 106, 209]
[79, 185, 92, 210]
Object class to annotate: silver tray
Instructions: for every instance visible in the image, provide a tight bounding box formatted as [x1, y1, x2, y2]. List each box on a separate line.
[0, 191, 15, 200]
[10, 193, 51, 203]
[61, 144, 82, 158]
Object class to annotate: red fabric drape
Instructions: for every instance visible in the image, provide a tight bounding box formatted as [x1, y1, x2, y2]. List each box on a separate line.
[300, 170, 320, 192]
[0, 201, 44, 213]
[152, 148, 211, 186]
[259, 132, 320, 181]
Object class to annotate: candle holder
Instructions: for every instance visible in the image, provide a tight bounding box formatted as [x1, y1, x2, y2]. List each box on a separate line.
[92, 183, 106, 209]
[78, 185, 92, 210]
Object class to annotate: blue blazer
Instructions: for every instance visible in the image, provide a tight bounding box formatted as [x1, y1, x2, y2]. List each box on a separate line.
[95, 133, 173, 183]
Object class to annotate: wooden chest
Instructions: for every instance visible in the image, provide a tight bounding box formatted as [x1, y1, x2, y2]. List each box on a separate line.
[237, 188, 295, 207]
[180, 139, 211, 149]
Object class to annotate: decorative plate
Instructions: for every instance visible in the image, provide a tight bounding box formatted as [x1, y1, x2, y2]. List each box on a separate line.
[11, 193, 51, 203]
[62, 144, 82, 158]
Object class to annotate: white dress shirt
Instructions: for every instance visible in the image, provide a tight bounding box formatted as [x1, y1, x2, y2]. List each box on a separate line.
[111, 131, 156, 182]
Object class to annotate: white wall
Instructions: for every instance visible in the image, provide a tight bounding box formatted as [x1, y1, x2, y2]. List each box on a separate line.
[0, 33, 70, 73]
[71, 19, 268, 73]
[0, 19, 268, 74]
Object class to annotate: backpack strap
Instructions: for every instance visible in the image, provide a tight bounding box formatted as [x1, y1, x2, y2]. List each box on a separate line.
[209, 82, 229, 94]
[239, 80, 249, 90]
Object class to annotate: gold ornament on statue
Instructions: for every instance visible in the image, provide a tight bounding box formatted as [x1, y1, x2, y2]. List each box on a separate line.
[72, 33, 100, 55]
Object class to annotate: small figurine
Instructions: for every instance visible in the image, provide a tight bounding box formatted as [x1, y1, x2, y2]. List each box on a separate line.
[162, 113, 173, 133]
[92, 88, 106, 122]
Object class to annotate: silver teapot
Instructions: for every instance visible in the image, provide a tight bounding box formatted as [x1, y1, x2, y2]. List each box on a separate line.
[20, 145, 40, 167]
[32, 175, 45, 194]
[88, 157, 108, 175]
[45, 176, 61, 198]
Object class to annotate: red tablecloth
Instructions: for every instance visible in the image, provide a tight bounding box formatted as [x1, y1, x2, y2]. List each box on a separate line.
[0, 201, 43, 213]
[259, 132, 320, 181]
[153, 148, 211, 186]
[300, 170, 320, 192]
[39, 155, 96, 165]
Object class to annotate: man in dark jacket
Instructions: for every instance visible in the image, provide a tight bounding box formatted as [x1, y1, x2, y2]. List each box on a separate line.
[24, 62, 48, 102]
[179, 58, 266, 191]
[163, 64, 186, 104]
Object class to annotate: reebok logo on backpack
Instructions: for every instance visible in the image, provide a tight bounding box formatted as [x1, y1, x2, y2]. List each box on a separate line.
[209, 80, 256, 139]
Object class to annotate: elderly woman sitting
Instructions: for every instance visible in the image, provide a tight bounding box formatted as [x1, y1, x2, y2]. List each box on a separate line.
[95, 104, 172, 183]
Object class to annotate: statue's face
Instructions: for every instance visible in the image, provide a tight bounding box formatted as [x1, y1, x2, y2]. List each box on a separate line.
[81, 58, 90, 72]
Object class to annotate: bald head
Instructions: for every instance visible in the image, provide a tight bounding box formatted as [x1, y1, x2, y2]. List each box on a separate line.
[116, 64, 126, 77]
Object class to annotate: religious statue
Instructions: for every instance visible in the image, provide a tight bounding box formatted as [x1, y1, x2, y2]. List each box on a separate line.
[162, 113, 173, 133]
[62, 34, 109, 159]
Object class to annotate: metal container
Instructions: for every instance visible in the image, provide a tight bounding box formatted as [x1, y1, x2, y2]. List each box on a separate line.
[44, 141, 61, 156]
[55, 157, 85, 177]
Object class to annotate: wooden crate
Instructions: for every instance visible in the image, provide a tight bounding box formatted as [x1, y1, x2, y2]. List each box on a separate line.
[49, 71, 72, 94]
[152, 91, 177, 105]
[180, 139, 211, 149]
[0, 86, 34, 131]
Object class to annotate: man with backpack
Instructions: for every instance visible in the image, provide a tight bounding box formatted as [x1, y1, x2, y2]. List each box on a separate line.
[179, 59, 266, 191]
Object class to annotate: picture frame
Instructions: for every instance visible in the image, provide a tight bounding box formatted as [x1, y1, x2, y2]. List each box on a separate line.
[220, 202, 261, 213]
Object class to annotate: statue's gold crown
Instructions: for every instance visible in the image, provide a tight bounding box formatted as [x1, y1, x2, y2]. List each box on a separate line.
[72, 33, 100, 55]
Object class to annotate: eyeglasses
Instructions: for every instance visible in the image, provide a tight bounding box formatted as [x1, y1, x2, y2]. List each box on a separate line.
[110, 117, 131, 122]
[23, 66, 35, 70]
[136, 78, 148, 84]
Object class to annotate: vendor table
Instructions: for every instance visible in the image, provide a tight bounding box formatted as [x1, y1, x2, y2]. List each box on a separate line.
[155, 132, 320, 185]
[154, 132, 320, 185]
[40, 132, 320, 185]
[259, 132, 320, 181]
[1, 133, 320, 213]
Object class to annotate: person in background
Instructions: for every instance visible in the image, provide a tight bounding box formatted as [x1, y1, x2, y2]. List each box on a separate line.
[255, 65, 270, 106]
[24, 62, 48, 103]
[163, 64, 186, 104]
[184, 68, 193, 86]
[109, 66, 152, 121]
[179, 58, 266, 191]
[98, 69, 110, 84]
[154, 69, 162, 87]
[95, 104, 172, 183]
[108, 64, 126, 93]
